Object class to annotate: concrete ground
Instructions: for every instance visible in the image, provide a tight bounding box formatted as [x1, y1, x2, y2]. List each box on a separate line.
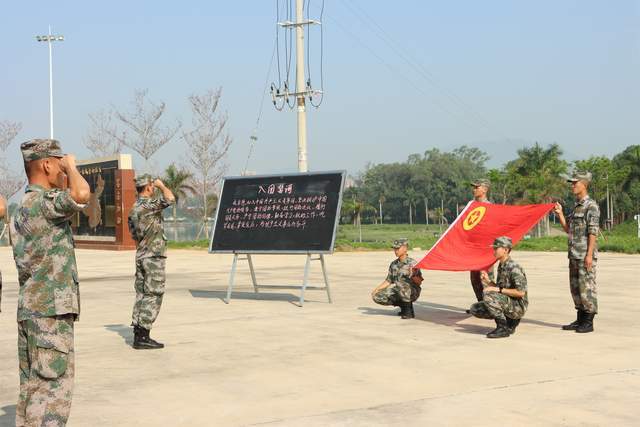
[0, 247, 638, 426]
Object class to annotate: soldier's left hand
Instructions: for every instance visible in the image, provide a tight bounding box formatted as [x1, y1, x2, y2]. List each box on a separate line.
[584, 254, 593, 272]
[483, 286, 499, 294]
[480, 271, 491, 285]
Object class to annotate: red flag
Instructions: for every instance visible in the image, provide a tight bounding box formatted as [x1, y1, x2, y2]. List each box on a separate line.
[416, 201, 555, 271]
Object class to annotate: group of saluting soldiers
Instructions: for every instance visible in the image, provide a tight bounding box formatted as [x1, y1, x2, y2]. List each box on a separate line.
[371, 175, 600, 339]
[0, 138, 600, 426]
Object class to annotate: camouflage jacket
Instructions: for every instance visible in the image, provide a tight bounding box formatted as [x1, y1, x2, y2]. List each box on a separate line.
[386, 256, 422, 287]
[10, 185, 86, 321]
[495, 257, 528, 311]
[568, 196, 600, 260]
[128, 195, 173, 260]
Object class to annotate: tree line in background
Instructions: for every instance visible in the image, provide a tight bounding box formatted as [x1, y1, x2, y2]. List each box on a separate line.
[342, 144, 640, 235]
[0, 88, 232, 240]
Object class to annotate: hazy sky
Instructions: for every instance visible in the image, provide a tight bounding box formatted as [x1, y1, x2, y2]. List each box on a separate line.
[1, 1, 638, 177]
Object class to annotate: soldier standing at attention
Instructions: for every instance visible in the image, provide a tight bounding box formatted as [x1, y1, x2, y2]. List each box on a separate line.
[371, 239, 424, 319]
[470, 236, 528, 338]
[128, 174, 175, 349]
[554, 172, 600, 333]
[0, 195, 6, 313]
[466, 178, 492, 312]
[10, 139, 90, 426]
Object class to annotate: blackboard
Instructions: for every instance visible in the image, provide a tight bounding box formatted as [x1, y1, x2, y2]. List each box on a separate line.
[209, 171, 345, 253]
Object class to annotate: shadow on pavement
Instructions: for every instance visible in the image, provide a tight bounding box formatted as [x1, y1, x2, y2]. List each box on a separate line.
[520, 318, 563, 328]
[0, 404, 16, 427]
[105, 324, 133, 345]
[189, 290, 298, 303]
[357, 307, 399, 316]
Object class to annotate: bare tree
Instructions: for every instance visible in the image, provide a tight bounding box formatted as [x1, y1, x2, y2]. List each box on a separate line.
[110, 89, 180, 168]
[0, 120, 25, 199]
[83, 110, 123, 157]
[0, 160, 26, 199]
[183, 89, 232, 238]
[0, 120, 23, 152]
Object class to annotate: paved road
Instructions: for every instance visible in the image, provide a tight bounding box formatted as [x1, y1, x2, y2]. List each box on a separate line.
[0, 248, 638, 426]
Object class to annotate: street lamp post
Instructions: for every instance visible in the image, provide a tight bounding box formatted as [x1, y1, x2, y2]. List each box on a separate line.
[36, 26, 64, 139]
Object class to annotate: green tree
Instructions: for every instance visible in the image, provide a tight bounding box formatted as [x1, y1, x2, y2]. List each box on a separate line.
[162, 164, 196, 239]
[612, 145, 640, 221]
[504, 143, 568, 236]
[574, 156, 628, 229]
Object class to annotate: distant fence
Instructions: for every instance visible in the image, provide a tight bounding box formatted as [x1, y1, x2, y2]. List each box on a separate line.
[164, 221, 215, 242]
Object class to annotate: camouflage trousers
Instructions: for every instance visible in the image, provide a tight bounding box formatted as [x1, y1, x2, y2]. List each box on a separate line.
[569, 259, 598, 314]
[132, 256, 166, 330]
[470, 271, 484, 302]
[17, 314, 75, 427]
[372, 282, 421, 306]
[470, 292, 526, 321]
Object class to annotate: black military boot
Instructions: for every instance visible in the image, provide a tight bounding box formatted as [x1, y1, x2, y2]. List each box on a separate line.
[562, 310, 584, 330]
[486, 318, 511, 338]
[400, 302, 415, 319]
[506, 318, 521, 334]
[576, 313, 595, 333]
[133, 327, 164, 350]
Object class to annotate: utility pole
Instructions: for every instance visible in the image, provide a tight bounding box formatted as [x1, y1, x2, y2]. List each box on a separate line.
[272, 0, 322, 173]
[36, 26, 64, 139]
[294, 0, 307, 172]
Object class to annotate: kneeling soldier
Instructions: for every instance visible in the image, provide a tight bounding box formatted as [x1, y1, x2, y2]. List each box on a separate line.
[371, 239, 423, 319]
[470, 236, 528, 338]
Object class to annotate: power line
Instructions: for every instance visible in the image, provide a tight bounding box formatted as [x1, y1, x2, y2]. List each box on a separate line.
[338, 1, 509, 141]
[306, 0, 325, 108]
[321, 11, 479, 143]
[244, 38, 278, 174]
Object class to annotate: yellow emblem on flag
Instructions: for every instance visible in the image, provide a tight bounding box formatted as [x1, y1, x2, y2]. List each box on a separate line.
[463, 206, 486, 231]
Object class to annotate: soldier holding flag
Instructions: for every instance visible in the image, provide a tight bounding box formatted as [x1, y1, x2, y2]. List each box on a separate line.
[554, 171, 600, 333]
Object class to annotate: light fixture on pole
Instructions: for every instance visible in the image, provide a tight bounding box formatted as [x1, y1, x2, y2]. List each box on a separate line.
[36, 26, 64, 139]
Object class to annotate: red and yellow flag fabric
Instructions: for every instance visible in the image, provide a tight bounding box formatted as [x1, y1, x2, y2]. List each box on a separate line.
[416, 201, 555, 271]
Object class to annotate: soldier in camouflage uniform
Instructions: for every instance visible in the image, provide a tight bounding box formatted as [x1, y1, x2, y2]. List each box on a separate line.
[371, 238, 424, 319]
[470, 236, 528, 338]
[10, 139, 90, 426]
[0, 196, 6, 313]
[554, 171, 600, 333]
[128, 174, 175, 349]
[468, 179, 493, 307]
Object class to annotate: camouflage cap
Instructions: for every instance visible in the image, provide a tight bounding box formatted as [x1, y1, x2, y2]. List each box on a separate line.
[392, 238, 409, 249]
[566, 171, 592, 184]
[20, 139, 65, 162]
[134, 174, 154, 188]
[491, 236, 513, 249]
[470, 178, 491, 188]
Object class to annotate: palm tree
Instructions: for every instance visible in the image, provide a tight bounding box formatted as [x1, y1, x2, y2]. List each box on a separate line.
[163, 164, 196, 239]
[404, 188, 420, 225]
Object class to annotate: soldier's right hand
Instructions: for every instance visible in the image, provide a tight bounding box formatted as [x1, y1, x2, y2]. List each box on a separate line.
[553, 202, 563, 216]
[153, 179, 164, 188]
[60, 154, 76, 173]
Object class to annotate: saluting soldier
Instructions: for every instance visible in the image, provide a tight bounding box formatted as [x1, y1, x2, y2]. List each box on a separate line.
[554, 171, 600, 333]
[10, 139, 90, 426]
[470, 236, 528, 338]
[128, 174, 175, 349]
[371, 238, 424, 319]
